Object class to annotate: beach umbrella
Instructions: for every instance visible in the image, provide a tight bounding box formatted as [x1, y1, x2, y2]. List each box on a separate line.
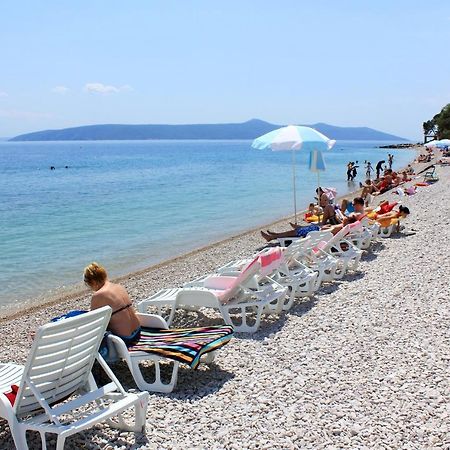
[425, 139, 450, 149]
[435, 139, 450, 149]
[309, 149, 326, 193]
[252, 125, 335, 222]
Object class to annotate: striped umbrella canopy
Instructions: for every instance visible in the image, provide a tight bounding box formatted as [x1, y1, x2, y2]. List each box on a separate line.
[309, 149, 327, 193]
[425, 139, 450, 148]
[252, 125, 335, 222]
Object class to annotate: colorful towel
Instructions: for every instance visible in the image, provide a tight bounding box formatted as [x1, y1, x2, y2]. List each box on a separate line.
[127, 325, 234, 369]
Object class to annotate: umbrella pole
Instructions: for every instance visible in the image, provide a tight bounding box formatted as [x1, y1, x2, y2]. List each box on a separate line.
[292, 149, 297, 224]
[317, 171, 320, 193]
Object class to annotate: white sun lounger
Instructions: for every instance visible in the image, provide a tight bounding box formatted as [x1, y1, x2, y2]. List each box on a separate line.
[307, 223, 363, 276]
[138, 256, 287, 333]
[293, 235, 340, 283]
[105, 313, 222, 393]
[216, 246, 319, 310]
[343, 220, 373, 250]
[0, 307, 148, 450]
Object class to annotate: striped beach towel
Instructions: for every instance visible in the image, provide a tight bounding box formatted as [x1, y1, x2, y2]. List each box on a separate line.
[127, 325, 234, 369]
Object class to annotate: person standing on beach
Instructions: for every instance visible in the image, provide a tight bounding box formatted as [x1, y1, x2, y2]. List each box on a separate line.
[388, 153, 394, 169]
[346, 162, 354, 181]
[375, 160, 385, 179]
[351, 161, 359, 181]
[365, 161, 373, 179]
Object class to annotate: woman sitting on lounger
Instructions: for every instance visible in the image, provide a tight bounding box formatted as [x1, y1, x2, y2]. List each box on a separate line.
[261, 216, 357, 242]
[84, 262, 141, 345]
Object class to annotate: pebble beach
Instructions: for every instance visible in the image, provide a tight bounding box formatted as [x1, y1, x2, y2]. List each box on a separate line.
[0, 161, 448, 449]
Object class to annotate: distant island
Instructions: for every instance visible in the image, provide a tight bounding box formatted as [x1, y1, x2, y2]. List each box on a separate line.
[9, 119, 407, 141]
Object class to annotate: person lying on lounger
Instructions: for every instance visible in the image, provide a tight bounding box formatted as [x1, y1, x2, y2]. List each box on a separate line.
[84, 262, 141, 345]
[261, 216, 357, 242]
[369, 205, 410, 232]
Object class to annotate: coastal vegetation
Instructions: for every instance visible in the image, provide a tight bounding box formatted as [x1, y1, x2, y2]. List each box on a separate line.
[423, 103, 450, 140]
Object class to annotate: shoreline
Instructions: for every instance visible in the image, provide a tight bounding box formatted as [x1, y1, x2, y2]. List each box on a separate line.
[0, 147, 423, 321]
[0, 155, 447, 448]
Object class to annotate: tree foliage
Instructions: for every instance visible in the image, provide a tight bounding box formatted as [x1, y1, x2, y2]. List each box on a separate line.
[425, 103, 450, 140]
[422, 119, 436, 135]
[434, 104, 450, 139]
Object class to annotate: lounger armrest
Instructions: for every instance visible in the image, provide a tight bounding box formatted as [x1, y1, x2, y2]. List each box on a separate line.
[136, 313, 169, 330]
[278, 237, 298, 247]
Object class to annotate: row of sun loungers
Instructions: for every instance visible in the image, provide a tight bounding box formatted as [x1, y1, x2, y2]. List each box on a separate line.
[0, 214, 404, 448]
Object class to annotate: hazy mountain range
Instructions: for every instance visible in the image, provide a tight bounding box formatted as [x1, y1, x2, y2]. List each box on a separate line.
[9, 119, 407, 141]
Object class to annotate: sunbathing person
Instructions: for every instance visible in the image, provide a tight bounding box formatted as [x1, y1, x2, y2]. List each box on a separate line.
[376, 205, 410, 220]
[290, 188, 338, 227]
[369, 205, 410, 232]
[315, 187, 341, 225]
[84, 262, 141, 345]
[261, 216, 357, 242]
[399, 171, 411, 182]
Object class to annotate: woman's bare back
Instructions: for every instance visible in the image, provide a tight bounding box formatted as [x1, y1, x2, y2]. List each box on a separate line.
[91, 281, 140, 336]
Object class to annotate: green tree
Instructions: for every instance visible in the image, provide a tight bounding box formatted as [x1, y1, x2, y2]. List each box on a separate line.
[434, 103, 450, 139]
[422, 119, 435, 135]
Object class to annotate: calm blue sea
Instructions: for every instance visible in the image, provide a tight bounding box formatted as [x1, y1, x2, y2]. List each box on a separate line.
[0, 140, 415, 309]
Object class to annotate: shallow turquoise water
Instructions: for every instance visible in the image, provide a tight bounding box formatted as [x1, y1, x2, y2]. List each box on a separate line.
[0, 140, 414, 308]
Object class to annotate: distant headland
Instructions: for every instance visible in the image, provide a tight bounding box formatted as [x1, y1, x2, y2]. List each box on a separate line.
[9, 119, 407, 142]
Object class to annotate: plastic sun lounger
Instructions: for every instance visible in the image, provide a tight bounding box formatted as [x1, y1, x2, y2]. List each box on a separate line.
[216, 246, 319, 311]
[360, 217, 381, 239]
[137, 256, 287, 333]
[376, 218, 399, 238]
[105, 313, 229, 393]
[423, 165, 438, 182]
[344, 220, 373, 250]
[294, 234, 340, 282]
[307, 223, 362, 277]
[0, 307, 149, 450]
[183, 249, 288, 316]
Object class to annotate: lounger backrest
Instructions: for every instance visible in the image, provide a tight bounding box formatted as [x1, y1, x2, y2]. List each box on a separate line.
[330, 224, 351, 244]
[204, 256, 261, 303]
[233, 256, 261, 287]
[306, 231, 333, 247]
[346, 221, 363, 234]
[14, 306, 111, 416]
[283, 237, 308, 259]
[258, 247, 283, 276]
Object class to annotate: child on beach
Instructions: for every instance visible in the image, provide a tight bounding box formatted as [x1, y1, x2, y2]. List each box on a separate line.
[304, 202, 322, 219]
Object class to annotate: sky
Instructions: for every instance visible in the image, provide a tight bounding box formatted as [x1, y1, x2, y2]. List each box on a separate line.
[1, 1, 449, 140]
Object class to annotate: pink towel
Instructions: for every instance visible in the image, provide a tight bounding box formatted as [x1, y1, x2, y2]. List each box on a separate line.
[259, 248, 282, 276]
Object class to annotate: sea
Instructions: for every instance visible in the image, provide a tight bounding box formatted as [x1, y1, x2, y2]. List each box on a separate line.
[0, 140, 415, 310]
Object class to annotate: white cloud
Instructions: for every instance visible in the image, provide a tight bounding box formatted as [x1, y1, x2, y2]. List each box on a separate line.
[0, 91, 8, 98]
[84, 82, 132, 94]
[52, 85, 69, 94]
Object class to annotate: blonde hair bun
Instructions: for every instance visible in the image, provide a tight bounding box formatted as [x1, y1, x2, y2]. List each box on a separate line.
[83, 262, 107, 286]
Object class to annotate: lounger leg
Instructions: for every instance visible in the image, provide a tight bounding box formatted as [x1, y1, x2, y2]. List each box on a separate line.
[130, 359, 180, 393]
[282, 286, 296, 311]
[221, 304, 263, 333]
[312, 270, 324, 290]
[134, 394, 149, 432]
[39, 431, 47, 450]
[8, 417, 29, 450]
[333, 261, 346, 279]
[55, 435, 66, 450]
[201, 350, 216, 364]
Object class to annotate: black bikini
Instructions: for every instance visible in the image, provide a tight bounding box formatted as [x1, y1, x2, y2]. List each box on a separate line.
[112, 303, 132, 316]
